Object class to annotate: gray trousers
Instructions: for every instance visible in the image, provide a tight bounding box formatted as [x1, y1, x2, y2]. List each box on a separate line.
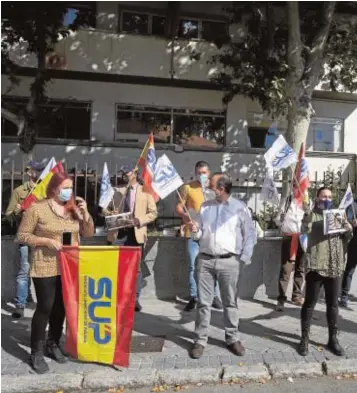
[195, 254, 242, 347]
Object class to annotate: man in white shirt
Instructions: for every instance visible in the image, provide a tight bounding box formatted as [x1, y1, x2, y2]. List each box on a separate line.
[190, 173, 257, 359]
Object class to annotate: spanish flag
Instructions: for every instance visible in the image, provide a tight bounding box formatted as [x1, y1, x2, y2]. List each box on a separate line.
[59, 246, 141, 367]
[139, 133, 159, 202]
[21, 160, 64, 210]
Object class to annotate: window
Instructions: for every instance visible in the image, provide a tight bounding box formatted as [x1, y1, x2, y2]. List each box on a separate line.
[121, 11, 149, 35]
[178, 18, 228, 41]
[63, 2, 96, 28]
[1, 97, 91, 140]
[307, 117, 343, 152]
[179, 19, 199, 39]
[116, 105, 172, 143]
[120, 10, 167, 37]
[173, 109, 225, 146]
[116, 104, 226, 147]
[119, 9, 228, 41]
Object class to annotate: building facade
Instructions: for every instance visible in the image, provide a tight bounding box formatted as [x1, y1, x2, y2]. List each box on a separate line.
[2, 1, 357, 217]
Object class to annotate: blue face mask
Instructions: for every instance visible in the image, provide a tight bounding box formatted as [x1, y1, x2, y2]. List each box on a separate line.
[318, 200, 333, 210]
[58, 188, 73, 202]
[199, 174, 208, 186]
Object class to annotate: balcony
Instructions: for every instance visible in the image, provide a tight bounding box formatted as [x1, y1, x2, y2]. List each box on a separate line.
[8, 29, 223, 83]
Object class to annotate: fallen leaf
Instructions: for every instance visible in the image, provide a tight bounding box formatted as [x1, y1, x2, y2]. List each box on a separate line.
[237, 362, 244, 367]
[287, 377, 294, 383]
[259, 379, 267, 384]
[336, 376, 342, 380]
[196, 383, 203, 387]
[317, 346, 324, 352]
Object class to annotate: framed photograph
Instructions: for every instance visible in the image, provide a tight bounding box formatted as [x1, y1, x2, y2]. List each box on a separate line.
[105, 212, 133, 231]
[323, 209, 347, 235]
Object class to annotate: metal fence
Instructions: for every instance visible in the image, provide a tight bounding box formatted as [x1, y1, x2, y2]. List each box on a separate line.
[1, 161, 356, 236]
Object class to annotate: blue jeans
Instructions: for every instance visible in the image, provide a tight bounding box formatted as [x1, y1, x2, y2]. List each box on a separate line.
[187, 238, 219, 299]
[15, 245, 30, 307]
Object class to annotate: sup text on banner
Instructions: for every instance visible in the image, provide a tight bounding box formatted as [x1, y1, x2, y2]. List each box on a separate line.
[21, 160, 64, 210]
[152, 154, 183, 200]
[59, 246, 141, 367]
[264, 135, 297, 170]
[139, 133, 159, 202]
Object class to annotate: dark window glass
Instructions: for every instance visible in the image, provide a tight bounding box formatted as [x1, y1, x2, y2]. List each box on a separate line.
[65, 105, 91, 140]
[152, 15, 166, 36]
[122, 11, 149, 34]
[173, 113, 225, 147]
[178, 19, 199, 39]
[117, 106, 171, 143]
[248, 127, 268, 148]
[201, 20, 228, 41]
[1, 98, 26, 137]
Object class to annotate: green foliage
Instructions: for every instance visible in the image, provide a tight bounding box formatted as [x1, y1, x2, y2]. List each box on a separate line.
[1, 3, 94, 153]
[211, 2, 357, 119]
[256, 202, 279, 230]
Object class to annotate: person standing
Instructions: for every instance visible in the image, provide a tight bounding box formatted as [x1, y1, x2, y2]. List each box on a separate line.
[16, 172, 95, 374]
[298, 187, 353, 357]
[274, 196, 305, 311]
[176, 161, 222, 311]
[340, 200, 357, 308]
[5, 161, 45, 319]
[103, 164, 157, 312]
[190, 173, 256, 359]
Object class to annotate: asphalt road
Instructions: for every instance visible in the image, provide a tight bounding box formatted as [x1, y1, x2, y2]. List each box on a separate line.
[111, 377, 357, 393]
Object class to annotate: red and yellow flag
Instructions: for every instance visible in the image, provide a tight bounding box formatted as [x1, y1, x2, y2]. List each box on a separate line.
[138, 133, 159, 202]
[59, 246, 141, 367]
[21, 161, 64, 210]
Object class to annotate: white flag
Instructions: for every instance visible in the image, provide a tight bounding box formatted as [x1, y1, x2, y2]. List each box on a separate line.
[39, 157, 56, 181]
[99, 162, 114, 209]
[339, 183, 354, 210]
[260, 171, 280, 205]
[152, 154, 183, 199]
[264, 135, 297, 170]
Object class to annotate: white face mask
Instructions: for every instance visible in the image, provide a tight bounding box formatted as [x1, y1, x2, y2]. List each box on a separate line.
[198, 174, 209, 186]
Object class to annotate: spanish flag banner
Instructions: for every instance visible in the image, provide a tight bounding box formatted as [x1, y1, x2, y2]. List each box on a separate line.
[59, 246, 141, 367]
[21, 161, 64, 210]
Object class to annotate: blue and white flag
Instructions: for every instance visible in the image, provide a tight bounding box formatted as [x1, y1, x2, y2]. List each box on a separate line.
[264, 135, 297, 170]
[152, 154, 183, 200]
[299, 233, 308, 253]
[99, 162, 114, 209]
[339, 183, 354, 210]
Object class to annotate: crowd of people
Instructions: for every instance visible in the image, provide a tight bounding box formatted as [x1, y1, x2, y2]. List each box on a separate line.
[4, 159, 357, 373]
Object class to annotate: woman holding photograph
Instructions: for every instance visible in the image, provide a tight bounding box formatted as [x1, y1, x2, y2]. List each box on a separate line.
[16, 172, 95, 374]
[298, 187, 352, 357]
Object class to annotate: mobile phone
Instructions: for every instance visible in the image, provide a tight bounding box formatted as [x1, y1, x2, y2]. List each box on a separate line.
[62, 232, 72, 246]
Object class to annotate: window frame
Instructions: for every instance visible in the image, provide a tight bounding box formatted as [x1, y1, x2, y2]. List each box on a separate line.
[1, 96, 92, 141]
[119, 9, 167, 37]
[309, 117, 344, 153]
[115, 103, 227, 147]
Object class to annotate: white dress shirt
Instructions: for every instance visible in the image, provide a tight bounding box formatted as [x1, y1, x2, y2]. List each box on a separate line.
[193, 196, 257, 264]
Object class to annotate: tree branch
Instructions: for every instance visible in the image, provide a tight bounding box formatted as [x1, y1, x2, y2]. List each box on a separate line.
[304, 1, 336, 81]
[287, 1, 304, 74]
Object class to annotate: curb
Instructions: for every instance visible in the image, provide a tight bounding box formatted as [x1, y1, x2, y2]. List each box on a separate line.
[2, 359, 357, 393]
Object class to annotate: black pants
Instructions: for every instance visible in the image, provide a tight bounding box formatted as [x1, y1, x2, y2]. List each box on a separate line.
[278, 237, 305, 301]
[341, 239, 357, 299]
[31, 276, 65, 348]
[301, 271, 341, 333]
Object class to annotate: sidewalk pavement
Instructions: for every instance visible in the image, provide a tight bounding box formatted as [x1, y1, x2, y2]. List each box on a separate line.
[2, 297, 357, 392]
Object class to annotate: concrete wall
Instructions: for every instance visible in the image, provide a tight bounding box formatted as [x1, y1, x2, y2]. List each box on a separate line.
[2, 236, 357, 302]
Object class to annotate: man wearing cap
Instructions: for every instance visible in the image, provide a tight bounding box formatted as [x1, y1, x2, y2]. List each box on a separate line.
[102, 163, 157, 312]
[5, 160, 44, 319]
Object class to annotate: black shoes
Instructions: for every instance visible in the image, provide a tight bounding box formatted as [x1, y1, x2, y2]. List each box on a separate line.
[184, 297, 197, 312]
[135, 300, 142, 312]
[212, 296, 223, 310]
[45, 339, 68, 364]
[30, 341, 49, 374]
[275, 300, 285, 312]
[298, 336, 309, 356]
[12, 306, 25, 319]
[190, 343, 205, 359]
[327, 334, 345, 356]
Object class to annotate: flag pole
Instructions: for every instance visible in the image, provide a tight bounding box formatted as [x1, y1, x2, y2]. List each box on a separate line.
[176, 190, 194, 222]
[116, 135, 151, 213]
